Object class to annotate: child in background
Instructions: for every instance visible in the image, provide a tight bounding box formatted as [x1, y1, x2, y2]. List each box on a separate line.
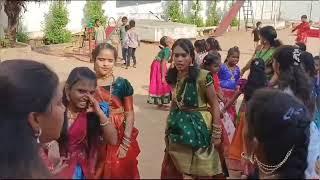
[252, 21, 262, 49]
[218, 46, 241, 122]
[292, 15, 310, 44]
[127, 20, 140, 69]
[120, 16, 128, 64]
[224, 58, 267, 178]
[147, 36, 173, 109]
[94, 19, 106, 45]
[206, 37, 222, 57]
[194, 39, 208, 66]
[202, 53, 225, 103]
[122, 25, 130, 67]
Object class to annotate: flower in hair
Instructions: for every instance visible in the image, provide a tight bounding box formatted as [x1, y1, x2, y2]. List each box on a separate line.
[292, 49, 301, 66]
[283, 107, 303, 121]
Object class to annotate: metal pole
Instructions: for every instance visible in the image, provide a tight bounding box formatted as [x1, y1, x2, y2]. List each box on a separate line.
[271, 0, 274, 20]
[309, 0, 313, 20]
[261, 0, 264, 20]
[278, 0, 281, 20]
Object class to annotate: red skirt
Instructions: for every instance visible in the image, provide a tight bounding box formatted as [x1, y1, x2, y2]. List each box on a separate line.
[221, 88, 237, 122]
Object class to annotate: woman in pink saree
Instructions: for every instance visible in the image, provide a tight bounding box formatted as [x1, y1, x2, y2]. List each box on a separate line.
[41, 67, 118, 178]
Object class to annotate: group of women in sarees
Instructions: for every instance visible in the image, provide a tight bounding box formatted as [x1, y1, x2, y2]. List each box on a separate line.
[3, 21, 320, 179]
[40, 43, 141, 179]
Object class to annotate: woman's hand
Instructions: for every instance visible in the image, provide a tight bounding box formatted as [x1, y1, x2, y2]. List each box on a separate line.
[88, 95, 108, 119]
[212, 137, 221, 147]
[118, 146, 128, 159]
[47, 141, 61, 166]
[51, 156, 69, 175]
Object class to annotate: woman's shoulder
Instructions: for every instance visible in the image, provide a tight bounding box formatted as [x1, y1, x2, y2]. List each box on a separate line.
[113, 77, 134, 97]
[114, 77, 132, 86]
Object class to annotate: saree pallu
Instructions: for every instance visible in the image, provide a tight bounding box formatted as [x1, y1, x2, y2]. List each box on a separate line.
[221, 88, 237, 122]
[94, 82, 140, 179]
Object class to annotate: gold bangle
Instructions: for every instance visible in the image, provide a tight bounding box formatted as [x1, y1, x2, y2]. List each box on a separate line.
[100, 120, 111, 127]
[122, 140, 131, 147]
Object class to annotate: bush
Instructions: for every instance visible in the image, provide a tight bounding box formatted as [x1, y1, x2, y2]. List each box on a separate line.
[231, 18, 239, 27]
[0, 38, 10, 48]
[165, 0, 184, 23]
[206, 0, 221, 26]
[16, 31, 29, 43]
[43, 1, 72, 44]
[83, 1, 107, 27]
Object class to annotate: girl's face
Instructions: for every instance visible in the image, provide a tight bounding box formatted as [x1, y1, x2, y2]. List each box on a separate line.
[94, 49, 115, 77]
[227, 52, 240, 66]
[96, 21, 101, 26]
[34, 84, 65, 143]
[173, 45, 192, 72]
[66, 79, 96, 111]
[315, 60, 320, 73]
[210, 61, 221, 74]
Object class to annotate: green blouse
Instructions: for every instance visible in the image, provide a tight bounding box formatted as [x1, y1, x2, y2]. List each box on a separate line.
[155, 47, 171, 61]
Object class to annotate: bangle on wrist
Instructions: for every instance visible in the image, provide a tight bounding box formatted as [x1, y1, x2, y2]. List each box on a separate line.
[100, 120, 111, 126]
[120, 144, 129, 151]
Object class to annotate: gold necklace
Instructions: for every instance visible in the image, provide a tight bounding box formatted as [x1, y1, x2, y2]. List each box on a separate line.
[66, 109, 79, 128]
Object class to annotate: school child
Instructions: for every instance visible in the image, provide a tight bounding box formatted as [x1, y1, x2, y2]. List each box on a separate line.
[94, 19, 106, 45]
[194, 39, 208, 66]
[292, 15, 311, 44]
[252, 21, 262, 49]
[218, 46, 241, 121]
[126, 20, 140, 69]
[147, 36, 173, 109]
[120, 16, 128, 64]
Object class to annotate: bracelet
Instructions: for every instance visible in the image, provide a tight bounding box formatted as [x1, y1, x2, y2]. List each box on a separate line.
[241, 152, 254, 164]
[100, 120, 111, 127]
[120, 144, 129, 151]
[123, 137, 131, 143]
[122, 139, 131, 147]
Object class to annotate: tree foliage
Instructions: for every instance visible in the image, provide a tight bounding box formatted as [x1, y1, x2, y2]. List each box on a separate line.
[82, 1, 107, 27]
[165, 0, 184, 23]
[206, 0, 220, 26]
[43, 1, 71, 44]
[185, 0, 205, 27]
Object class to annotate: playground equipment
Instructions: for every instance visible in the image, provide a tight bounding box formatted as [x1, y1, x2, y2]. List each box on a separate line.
[212, 0, 245, 37]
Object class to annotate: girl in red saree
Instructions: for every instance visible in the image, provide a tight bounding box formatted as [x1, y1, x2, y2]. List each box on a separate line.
[92, 43, 140, 179]
[42, 67, 118, 179]
[292, 15, 310, 44]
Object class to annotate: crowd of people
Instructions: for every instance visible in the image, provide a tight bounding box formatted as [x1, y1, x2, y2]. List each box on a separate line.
[1, 14, 320, 179]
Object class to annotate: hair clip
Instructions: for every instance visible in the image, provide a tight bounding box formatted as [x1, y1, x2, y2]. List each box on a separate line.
[283, 107, 303, 121]
[292, 49, 301, 66]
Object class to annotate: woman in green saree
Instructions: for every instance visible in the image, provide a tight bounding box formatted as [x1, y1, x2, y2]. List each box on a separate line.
[241, 26, 282, 85]
[161, 39, 224, 179]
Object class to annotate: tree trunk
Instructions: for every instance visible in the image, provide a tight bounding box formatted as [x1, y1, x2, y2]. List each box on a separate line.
[4, 1, 25, 47]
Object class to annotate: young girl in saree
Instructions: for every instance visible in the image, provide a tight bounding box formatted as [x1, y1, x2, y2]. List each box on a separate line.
[92, 43, 140, 179]
[161, 38, 223, 179]
[223, 58, 267, 177]
[44, 67, 118, 179]
[218, 46, 241, 122]
[147, 36, 173, 109]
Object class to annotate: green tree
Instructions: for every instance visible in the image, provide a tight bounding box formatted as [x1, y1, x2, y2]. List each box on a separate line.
[83, 1, 107, 27]
[185, 0, 204, 27]
[165, 0, 184, 23]
[43, 1, 72, 44]
[206, 0, 221, 26]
